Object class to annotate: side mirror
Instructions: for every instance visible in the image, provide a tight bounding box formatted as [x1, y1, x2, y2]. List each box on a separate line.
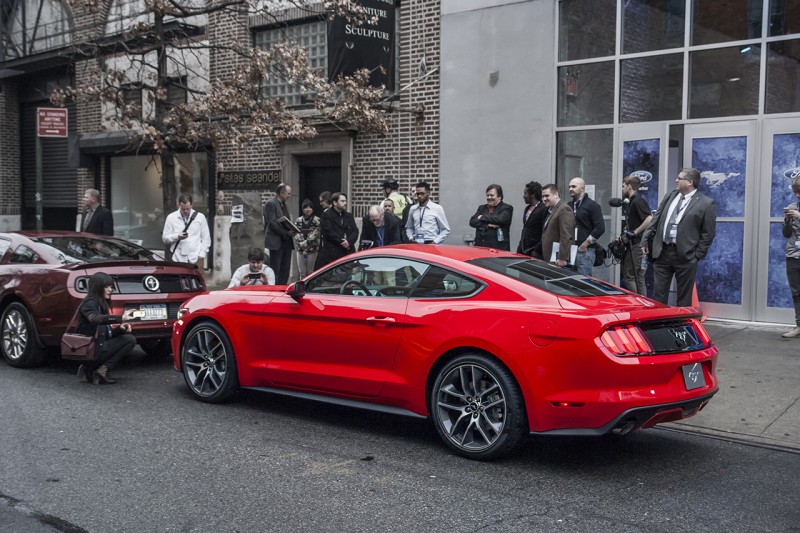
[287, 281, 306, 300]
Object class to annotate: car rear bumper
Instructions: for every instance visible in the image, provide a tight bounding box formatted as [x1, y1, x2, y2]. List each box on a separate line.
[530, 390, 717, 436]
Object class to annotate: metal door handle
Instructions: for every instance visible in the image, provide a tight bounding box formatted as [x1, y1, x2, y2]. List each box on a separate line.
[366, 316, 395, 326]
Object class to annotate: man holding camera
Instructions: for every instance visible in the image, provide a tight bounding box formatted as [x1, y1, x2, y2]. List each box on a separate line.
[228, 247, 276, 288]
[620, 175, 653, 295]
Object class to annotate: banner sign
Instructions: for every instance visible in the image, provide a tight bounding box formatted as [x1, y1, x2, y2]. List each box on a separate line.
[327, 0, 395, 90]
[218, 170, 281, 190]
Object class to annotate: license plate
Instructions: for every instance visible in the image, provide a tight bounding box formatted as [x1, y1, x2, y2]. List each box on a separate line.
[140, 304, 168, 320]
[682, 363, 706, 390]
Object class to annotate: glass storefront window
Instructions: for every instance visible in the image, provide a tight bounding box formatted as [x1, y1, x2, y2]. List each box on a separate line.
[556, 129, 614, 281]
[689, 45, 761, 118]
[111, 153, 209, 250]
[768, 0, 800, 36]
[557, 62, 615, 127]
[558, 0, 616, 61]
[693, 0, 763, 45]
[766, 39, 800, 113]
[620, 53, 683, 122]
[622, 0, 685, 54]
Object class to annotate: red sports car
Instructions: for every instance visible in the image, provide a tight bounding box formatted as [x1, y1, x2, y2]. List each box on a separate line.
[172, 245, 718, 459]
[0, 231, 205, 367]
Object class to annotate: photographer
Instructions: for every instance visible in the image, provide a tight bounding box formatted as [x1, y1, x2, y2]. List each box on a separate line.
[228, 247, 276, 288]
[620, 175, 653, 295]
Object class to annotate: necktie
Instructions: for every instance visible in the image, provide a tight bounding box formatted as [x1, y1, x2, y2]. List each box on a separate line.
[665, 194, 685, 243]
[83, 210, 93, 231]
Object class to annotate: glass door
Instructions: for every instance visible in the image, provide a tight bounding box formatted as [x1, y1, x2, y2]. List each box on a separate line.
[684, 121, 756, 321]
[756, 118, 800, 324]
[616, 124, 668, 294]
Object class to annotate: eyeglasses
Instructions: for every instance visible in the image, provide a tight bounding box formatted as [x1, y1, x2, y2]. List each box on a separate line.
[677, 176, 692, 181]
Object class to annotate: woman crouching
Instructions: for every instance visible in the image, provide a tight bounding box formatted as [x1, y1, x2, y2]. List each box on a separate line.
[76, 272, 137, 384]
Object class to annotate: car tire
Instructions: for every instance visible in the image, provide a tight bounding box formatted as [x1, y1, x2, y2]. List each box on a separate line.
[0, 302, 47, 368]
[430, 354, 527, 460]
[140, 339, 172, 360]
[181, 321, 240, 403]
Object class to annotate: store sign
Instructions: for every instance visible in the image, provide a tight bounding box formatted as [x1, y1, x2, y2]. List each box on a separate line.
[217, 170, 281, 190]
[37, 108, 68, 138]
[328, 0, 395, 90]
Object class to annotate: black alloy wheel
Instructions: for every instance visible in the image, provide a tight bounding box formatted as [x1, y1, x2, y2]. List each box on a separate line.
[430, 354, 527, 460]
[181, 321, 240, 403]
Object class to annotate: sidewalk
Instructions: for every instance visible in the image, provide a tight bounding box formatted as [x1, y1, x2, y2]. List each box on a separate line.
[667, 320, 800, 451]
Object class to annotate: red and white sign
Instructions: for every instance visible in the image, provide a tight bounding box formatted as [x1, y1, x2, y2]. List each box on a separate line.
[37, 108, 68, 138]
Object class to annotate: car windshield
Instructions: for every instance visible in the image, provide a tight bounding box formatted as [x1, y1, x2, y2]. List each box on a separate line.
[469, 257, 627, 297]
[32, 236, 157, 264]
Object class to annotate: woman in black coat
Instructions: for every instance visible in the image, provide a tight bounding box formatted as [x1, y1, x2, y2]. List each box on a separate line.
[469, 184, 514, 251]
[75, 272, 137, 384]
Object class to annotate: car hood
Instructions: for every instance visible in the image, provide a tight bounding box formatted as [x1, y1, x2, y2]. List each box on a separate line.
[557, 294, 703, 323]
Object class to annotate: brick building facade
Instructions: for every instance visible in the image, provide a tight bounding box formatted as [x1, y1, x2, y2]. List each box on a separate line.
[0, 0, 440, 283]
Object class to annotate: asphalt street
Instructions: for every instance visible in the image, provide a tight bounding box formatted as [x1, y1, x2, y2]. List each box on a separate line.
[0, 345, 798, 532]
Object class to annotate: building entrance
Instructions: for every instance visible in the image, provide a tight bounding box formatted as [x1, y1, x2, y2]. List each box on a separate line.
[617, 119, 800, 324]
[297, 154, 342, 218]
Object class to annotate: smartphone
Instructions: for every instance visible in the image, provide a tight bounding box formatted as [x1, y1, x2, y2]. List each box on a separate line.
[248, 272, 261, 280]
[131, 310, 146, 319]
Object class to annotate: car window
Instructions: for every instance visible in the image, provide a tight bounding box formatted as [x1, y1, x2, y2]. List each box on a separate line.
[469, 257, 626, 297]
[410, 266, 483, 298]
[0, 238, 10, 261]
[31, 236, 156, 264]
[10, 245, 38, 264]
[305, 257, 429, 297]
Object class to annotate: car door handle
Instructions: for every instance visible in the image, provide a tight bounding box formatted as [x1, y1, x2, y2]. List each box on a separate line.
[366, 316, 396, 326]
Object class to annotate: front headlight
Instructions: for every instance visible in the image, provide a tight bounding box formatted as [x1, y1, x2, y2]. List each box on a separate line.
[176, 307, 190, 320]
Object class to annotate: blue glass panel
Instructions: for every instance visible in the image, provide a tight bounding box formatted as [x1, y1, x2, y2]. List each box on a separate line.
[768, 221, 793, 308]
[692, 136, 747, 218]
[622, 138, 660, 211]
[696, 221, 743, 305]
[769, 133, 800, 217]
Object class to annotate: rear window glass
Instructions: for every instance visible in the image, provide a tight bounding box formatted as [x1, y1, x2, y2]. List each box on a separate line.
[32, 236, 157, 264]
[469, 257, 626, 297]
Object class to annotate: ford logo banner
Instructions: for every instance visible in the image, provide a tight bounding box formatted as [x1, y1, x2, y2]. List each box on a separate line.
[631, 170, 653, 183]
[784, 168, 800, 180]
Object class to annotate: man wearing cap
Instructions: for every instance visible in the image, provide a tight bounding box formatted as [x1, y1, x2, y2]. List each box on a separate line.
[381, 178, 408, 218]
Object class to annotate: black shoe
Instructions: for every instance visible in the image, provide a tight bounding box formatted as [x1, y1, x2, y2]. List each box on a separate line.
[92, 370, 117, 385]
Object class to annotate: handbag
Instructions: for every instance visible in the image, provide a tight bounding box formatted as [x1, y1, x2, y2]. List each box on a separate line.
[60, 305, 99, 361]
[61, 333, 96, 361]
[593, 243, 607, 267]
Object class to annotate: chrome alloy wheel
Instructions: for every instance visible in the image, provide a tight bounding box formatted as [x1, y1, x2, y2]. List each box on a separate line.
[2, 308, 29, 361]
[434, 363, 507, 452]
[183, 327, 229, 397]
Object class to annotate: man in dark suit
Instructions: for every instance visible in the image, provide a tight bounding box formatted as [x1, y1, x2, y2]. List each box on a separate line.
[315, 192, 359, 269]
[642, 168, 717, 307]
[538, 184, 575, 267]
[360, 205, 402, 250]
[264, 183, 296, 285]
[81, 189, 114, 236]
[517, 181, 547, 256]
[469, 184, 514, 251]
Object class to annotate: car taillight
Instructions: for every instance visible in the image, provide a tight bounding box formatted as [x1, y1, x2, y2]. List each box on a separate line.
[690, 318, 712, 345]
[74, 276, 89, 292]
[600, 324, 654, 356]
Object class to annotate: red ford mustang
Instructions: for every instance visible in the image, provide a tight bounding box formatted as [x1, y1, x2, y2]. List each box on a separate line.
[172, 245, 718, 459]
[0, 231, 205, 367]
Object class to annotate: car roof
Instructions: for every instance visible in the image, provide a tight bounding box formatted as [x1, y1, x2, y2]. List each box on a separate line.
[357, 244, 519, 263]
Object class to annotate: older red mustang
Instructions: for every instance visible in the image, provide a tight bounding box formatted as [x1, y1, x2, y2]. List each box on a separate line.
[172, 245, 718, 459]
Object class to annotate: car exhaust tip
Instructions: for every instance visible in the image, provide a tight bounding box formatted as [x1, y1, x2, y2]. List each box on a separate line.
[611, 419, 637, 436]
